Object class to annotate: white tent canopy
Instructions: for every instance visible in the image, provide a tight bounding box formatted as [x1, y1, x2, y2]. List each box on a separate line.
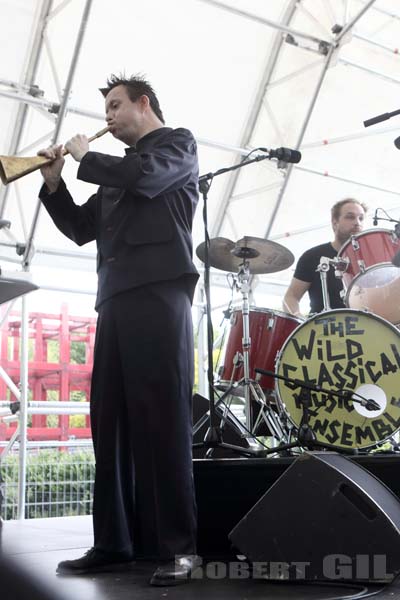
[1, 0, 400, 310]
[2, 0, 400, 518]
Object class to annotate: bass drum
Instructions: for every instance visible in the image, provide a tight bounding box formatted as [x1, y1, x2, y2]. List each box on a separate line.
[275, 309, 400, 450]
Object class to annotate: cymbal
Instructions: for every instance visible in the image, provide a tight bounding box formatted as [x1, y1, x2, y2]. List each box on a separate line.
[196, 236, 294, 274]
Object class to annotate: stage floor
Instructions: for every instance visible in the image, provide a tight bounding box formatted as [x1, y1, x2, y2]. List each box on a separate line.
[3, 454, 400, 599]
[1, 514, 398, 600]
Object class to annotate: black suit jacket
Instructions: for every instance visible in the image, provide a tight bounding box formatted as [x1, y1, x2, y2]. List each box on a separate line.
[40, 127, 199, 309]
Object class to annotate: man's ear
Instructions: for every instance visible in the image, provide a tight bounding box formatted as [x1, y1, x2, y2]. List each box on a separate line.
[138, 94, 150, 111]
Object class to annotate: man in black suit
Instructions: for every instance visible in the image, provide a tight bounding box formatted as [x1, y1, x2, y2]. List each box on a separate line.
[38, 74, 200, 586]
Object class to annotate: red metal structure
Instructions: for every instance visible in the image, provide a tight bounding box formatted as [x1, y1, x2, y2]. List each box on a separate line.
[0, 304, 96, 443]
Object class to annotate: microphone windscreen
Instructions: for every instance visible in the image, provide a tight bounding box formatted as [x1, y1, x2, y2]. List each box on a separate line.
[291, 150, 302, 164]
[276, 148, 302, 163]
[394, 136, 400, 149]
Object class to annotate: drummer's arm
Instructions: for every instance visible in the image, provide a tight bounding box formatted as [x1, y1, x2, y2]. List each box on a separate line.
[282, 277, 310, 316]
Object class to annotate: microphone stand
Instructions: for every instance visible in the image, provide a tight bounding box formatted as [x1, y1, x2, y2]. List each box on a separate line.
[253, 368, 379, 455]
[193, 151, 278, 457]
[372, 212, 400, 266]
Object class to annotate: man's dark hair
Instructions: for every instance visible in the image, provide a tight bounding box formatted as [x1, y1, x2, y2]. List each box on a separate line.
[331, 198, 368, 221]
[100, 74, 165, 124]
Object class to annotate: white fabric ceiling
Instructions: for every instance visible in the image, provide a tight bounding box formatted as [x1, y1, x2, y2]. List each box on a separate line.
[1, 0, 400, 314]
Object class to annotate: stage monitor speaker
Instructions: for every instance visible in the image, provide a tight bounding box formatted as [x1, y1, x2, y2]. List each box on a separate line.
[229, 452, 400, 583]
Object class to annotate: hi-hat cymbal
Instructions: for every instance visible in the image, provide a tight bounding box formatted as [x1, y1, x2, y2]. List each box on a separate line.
[196, 236, 294, 274]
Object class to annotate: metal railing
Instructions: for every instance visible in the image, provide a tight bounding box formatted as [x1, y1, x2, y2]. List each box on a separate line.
[0, 445, 95, 520]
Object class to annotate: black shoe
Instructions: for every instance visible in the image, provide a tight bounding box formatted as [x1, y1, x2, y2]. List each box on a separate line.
[56, 547, 134, 575]
[150, 555, 202, 586]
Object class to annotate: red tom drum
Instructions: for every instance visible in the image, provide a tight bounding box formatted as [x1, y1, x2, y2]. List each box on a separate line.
[217, 308, 303, 392]
[338, 228, 400, 324]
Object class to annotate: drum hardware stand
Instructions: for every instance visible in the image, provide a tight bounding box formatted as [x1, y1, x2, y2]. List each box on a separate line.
[214, 352, 285, 447]
[317, 256, 348, 310]
[193, 251, 286, 456]
[228, 262, 288, 444]
[317, 256, 332, 311]
[200, 259, 289, 448]
[382, 436, 400, 453]
[193, 150, 299, 457]
[253, 367, 380, 454]
[192, 391, 257, 453]
[236, 261, 262, 431]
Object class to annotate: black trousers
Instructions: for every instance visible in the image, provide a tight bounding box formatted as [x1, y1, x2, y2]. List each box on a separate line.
[90, 279, 197, 559]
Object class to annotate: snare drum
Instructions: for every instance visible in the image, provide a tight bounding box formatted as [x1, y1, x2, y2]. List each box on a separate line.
[275, 309, 400, 450]
[338, 229, 400, 323]
[217, 308, 302, 392]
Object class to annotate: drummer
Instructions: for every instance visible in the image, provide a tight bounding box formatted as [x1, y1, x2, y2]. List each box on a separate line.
[283, 198, 367, 316]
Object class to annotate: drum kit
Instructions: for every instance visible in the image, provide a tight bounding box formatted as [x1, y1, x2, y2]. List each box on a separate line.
[196, 227, 400, 455]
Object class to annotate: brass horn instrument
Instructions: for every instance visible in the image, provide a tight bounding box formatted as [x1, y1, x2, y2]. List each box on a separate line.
[0, 126, 110, 185]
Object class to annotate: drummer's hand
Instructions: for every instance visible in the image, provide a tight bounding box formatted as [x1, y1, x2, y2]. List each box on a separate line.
[65, 134, 89, 162]
[38, 144, 65, 193]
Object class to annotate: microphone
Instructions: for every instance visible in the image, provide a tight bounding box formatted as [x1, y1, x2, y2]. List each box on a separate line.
[365, 398, 381, 411]
[394, 136, 400, 150]
[351, 396, 380, 411]
[260, 147, 302, 164]
[373, 209, 378, 226]
[347, 391, 380, 411]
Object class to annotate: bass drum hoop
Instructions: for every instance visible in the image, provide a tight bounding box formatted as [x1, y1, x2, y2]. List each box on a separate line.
[344, 262, 400, 297]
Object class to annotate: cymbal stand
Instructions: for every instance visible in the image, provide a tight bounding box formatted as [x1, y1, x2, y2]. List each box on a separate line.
[237, 261, 252, 430]
[231, 261, 288, 445]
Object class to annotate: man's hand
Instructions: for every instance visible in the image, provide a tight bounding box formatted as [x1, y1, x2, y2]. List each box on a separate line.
[65, 134, 89, 162]
[38, 144, 65, 193]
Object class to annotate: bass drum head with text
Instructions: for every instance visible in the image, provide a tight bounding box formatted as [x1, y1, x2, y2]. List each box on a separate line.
[275, 309, 400, 450]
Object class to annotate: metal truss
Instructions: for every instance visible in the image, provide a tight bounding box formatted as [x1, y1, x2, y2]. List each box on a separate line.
[0, 0, 95, 519]
[197, 0, 391, 241]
